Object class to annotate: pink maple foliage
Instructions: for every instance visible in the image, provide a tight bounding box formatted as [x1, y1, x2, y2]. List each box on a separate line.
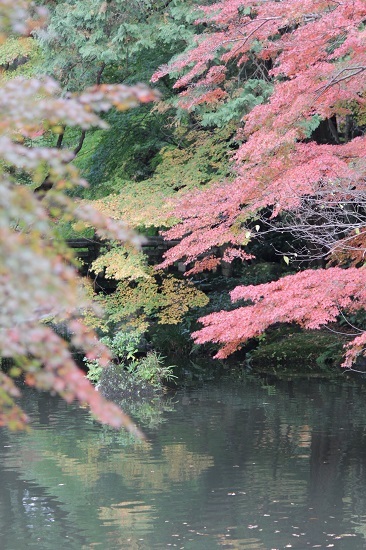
[193, 267, 366, 360]
[153, 0, 366, 365]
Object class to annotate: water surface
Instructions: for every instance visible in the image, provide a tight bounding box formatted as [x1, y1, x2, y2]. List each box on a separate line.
[1, 377, 366, 549]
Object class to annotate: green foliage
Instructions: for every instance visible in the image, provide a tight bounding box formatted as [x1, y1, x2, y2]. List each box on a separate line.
[339, 308, 366, 331]
[298, 114, 323, 138]
[248, 327, 346, 374]
[105, 330, 142, 362]
[85, 330, 176, 389]
[200, 80, 273, 128]
[150, 124, 235, 190]
[84, 360, 103, 384]
[38, 0, 207, 91]
[86, 124, 235, 230]
[91, 244, 149, 281]
[39, 0, 230, 232]
[0, 37, 35, 65]
[150, 323, 193, 356]
[70, 128, 103, 179]
[89, 269, 209, 334]
[84, 107, 173, 194]
[53, 220, 95, 241]
[85, 330, 142, 383]
[0, 36, 42, 82]
[0, 36, 42, 83]
[126, 351, 177, 387]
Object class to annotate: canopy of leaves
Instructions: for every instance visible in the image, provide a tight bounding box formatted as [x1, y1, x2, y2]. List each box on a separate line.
[194, 267, 366, 361]
[86, 123, 235, 229]
[37, 0, 209, 91]
[83, 107, 174, 193]
[86, 269, 209, 334]
[153, 0, 366, 365]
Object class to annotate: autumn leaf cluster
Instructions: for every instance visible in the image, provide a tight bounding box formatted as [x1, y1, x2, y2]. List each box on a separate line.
[152, 0, 366, 364]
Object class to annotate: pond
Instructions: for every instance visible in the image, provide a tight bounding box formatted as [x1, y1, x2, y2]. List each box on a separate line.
[1, 377, 366, 549]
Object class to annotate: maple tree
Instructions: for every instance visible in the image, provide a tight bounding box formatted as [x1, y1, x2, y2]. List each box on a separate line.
[152, 0, 366, 364]
[0, 0, 159, 432]
[86, 266, 209, 334]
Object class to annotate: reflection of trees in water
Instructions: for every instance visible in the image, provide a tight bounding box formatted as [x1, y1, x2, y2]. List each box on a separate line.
[98, 501, 155, 550]
[0, 455, 86, 549]
[109, 393, 176, 432]
[2, 381, 366, 548]
[163, 380, 366, 547]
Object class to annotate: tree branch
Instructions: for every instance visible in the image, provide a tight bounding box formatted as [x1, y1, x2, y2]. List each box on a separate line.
[73, 130, 86, 156]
